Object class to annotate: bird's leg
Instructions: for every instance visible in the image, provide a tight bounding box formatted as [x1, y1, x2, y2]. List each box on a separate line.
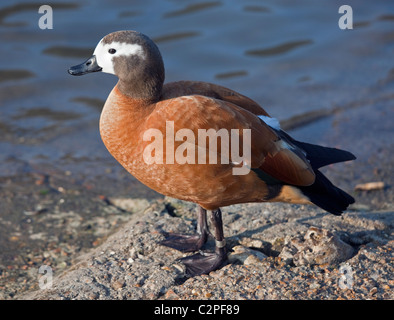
[160, 206, 209, 252]
[179, 208, 228, 276]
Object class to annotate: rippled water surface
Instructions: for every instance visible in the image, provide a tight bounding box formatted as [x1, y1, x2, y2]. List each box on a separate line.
[0, 0, 393, 188]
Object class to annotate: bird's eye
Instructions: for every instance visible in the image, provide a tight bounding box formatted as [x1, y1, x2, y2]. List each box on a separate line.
[108, 48, 116, 54]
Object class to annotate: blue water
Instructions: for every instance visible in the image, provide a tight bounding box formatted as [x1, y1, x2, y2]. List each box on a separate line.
[0, 0, 393, 181]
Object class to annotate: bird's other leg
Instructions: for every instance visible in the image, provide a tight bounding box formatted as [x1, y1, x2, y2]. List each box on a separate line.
[160, 206, 209, 252]
[180, 208, 228, 276]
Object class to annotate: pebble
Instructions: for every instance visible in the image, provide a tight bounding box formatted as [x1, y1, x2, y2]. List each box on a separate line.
[112, 280, 125, 290]
[369, 287, 378, 296]
[88, 292, 99, 300]
[309, 282, 321, 290]
[228, 246, 267, 265]
[239, 238, 264, 249]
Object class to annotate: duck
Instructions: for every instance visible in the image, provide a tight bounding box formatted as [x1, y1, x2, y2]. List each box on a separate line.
[68, 30, 356, 276]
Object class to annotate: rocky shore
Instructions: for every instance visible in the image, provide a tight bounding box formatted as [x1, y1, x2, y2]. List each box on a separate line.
[16, 195, 393, 300]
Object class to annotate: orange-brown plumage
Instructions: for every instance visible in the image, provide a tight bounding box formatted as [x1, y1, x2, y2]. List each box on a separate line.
[99, 83, 315, 210]
[69, 30, 355, 275]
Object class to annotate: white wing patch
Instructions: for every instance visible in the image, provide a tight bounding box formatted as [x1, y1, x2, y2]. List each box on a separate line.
[258, 115, 281, 130]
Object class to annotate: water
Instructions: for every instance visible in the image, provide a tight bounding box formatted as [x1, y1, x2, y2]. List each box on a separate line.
[0, 0, 393, 184]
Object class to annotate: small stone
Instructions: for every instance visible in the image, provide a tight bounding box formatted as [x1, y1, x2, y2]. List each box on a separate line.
[280, 227, 354, 266]
[309, 282, 321, 290]
[244, 255, 262, 266]
[112, 280, 125, 290]
[369, 287, 378, 296]
[161, 266, 172, 271]
[129, 247, 137, 258]
[108, 197, 150, 213]
[239, 238, 264, 248]
[228, 245, 267, 265]
[88, 292, 99, 300]
[172, 264, 185, 273]
[82, 276, 93, 284]
[56, 261, 67, 269]
[164, 289, 179, 299]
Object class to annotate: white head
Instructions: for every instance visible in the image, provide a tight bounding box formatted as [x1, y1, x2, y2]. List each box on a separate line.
[68, 30, 165, 99]
[93, 39, 146, 75]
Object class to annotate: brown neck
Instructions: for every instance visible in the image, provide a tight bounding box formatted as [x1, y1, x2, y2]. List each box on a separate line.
[112, 83, 157, 114]
[117, 77, 163, 102]
[99, 84, 156, 161]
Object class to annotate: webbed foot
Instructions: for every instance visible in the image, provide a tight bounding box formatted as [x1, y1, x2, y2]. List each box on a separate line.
[179, 248, 227, 276]
[160, 206, 208, 252]
[160, 232, 207, 252]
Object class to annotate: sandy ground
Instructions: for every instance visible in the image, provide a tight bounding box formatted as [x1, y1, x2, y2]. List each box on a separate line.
[18, 197, 393, 300]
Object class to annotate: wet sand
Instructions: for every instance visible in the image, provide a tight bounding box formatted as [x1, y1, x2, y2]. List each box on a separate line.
[0, 0, 393, 299]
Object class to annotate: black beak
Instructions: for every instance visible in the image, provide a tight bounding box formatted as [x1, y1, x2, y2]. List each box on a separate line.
[68, 55, 102, 76]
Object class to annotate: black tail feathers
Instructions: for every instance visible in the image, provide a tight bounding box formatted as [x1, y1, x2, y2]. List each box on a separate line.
[288, 135, 356, 215]
[296, 141, 356, 169]
[279, 130, 356, 169]
[299, 170, 355, 215]
[274, 130, 356, 215]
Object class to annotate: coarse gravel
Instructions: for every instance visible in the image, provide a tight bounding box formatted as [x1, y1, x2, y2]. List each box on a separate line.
[19, 197, 393, 300]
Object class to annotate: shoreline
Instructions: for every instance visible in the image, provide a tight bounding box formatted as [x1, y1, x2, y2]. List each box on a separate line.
[18, 197, 393, 300]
